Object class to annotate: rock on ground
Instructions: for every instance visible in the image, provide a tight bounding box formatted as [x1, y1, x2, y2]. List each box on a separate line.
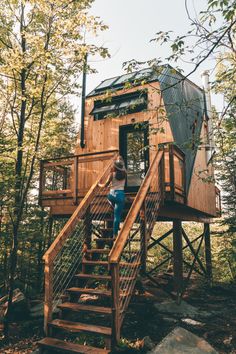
[154, 299, 199, 318]
[148, 327, 218, 354]
[0, 288, 29, 321]
[143, 336, 156, 350]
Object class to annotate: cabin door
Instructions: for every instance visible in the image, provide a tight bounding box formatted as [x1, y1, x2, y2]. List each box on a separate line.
[119, 123, 149, 192]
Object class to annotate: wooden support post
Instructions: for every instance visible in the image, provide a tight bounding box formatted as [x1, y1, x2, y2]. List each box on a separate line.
[111, 263, 120, 349]
[73, 156, 79, 205]
[140, 202, 147, 274]
[182, 154, 187, 203]
[169, 145, 175, 200]
[160, 150, 165, 203]
[204, 223, 213, 284]
[44, 260, 53, 335]
[173, 220, 183, 302]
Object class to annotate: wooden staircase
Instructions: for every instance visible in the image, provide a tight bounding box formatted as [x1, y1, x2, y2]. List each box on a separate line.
[38, 213, 138, 353]
[38, 149, 165, 353]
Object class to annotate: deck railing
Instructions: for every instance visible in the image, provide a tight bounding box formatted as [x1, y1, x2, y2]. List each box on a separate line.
[108, 148, 165, 345]
[163, 144, 186, 203]
[39, 145, 186, 206]
[39, 150, 118, 205]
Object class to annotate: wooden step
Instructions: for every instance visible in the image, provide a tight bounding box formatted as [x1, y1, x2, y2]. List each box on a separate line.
[82, 260, 141, 267]
[86, 249, 138, 255]
[38, 337, 110, 353]
[49, 319, 112, 336]
[75, 273, 136, 281]
[58, 302, 112, 314]
[67, 287, 111, 297]
[67, 287, 129, 297]
[75, 273, 112, 281]
[96, 238, 114, 243]
[86, 249, 110, 254]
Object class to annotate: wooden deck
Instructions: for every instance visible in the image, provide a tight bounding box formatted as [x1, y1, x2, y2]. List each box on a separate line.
[39, 146, 217, 221]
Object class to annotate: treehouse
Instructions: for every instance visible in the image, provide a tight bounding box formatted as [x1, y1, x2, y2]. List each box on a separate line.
[38, 66, 221, 353]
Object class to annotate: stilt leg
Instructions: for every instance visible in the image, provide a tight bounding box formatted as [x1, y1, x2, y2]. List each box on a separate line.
[204, 223, 213, 284]
[173, 220, 183, 303]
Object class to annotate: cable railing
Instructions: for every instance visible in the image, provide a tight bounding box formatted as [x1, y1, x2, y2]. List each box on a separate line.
[109, 148, 165, 345]
[43, 152, 118, 334]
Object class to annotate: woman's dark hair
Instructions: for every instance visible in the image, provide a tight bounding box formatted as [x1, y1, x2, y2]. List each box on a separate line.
[115, 168, 126, 180]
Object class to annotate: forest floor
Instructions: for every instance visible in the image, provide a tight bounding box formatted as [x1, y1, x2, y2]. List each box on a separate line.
[0, 278, 235, 354]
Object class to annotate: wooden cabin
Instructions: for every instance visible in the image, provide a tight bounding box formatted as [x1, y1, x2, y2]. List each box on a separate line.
[40, 66, 219, 219]
[38, 66, 221, 353]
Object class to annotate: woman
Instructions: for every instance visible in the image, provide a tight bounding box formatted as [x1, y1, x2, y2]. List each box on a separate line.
[99, 157, 127, 238]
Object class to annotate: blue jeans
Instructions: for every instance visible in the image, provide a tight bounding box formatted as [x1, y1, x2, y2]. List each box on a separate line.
[108, 190, 125, 236]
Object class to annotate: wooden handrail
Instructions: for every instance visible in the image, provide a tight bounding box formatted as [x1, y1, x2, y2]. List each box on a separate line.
[43, 153, 118, 264]
[109, 150, 164, 264]
[41, 149, 119, 163]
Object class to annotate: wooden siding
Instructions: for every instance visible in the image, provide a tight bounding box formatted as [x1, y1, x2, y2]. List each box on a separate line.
[75, 82, 174, 164]
[187, 124, 216, 216]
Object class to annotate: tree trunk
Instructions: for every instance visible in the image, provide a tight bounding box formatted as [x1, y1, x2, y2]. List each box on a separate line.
[3, 4, 27, 336]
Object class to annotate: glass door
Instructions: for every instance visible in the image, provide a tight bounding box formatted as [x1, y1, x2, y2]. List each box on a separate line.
[120, 124, 149, 191]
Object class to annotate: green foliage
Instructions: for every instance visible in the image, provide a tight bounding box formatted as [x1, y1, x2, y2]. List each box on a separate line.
[127, 0, 236, 284]
[0, 0, 109, 300]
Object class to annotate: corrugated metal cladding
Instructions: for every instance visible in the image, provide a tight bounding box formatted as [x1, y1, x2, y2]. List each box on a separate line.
[158, 66, 205, 192]
[87, 65, 206, 192]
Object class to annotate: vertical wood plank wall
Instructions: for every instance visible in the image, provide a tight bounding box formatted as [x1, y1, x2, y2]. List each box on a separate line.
[187, 124, 216, 216]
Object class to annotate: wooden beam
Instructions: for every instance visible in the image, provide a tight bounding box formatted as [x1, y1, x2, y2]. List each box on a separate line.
[147, 255, 172, 274]
[43, 160, 73, 168]
[158, 205, 214, 223]
[169, 145, 175, 200]
[182, 228, 207, 276]
[173, 220, 183, 301]
[152, 238, 204, 277]
[42, 189, 71, 196]
[147, 233, 204, 276]
[111, 264, 120, 348]
[44, 262, 53, 334]
[73, 156, 79, 205]
[148, 228, 173, 250]
[204, 223, 213, 284]
[181, 233, 205, 297]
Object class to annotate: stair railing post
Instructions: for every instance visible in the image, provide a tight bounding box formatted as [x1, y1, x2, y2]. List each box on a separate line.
[169, 145, 175, 200]
[160, 149, 165, 204]
[44, 257, 53, 335]
[111, 262, 120, 348]
[73, 155, 79, 205]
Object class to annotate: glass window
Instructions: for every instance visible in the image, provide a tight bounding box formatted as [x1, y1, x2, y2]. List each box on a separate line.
[113, 73, 135, 86]
[95, 77, 119, 91]
[91, 91, 147, 120]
